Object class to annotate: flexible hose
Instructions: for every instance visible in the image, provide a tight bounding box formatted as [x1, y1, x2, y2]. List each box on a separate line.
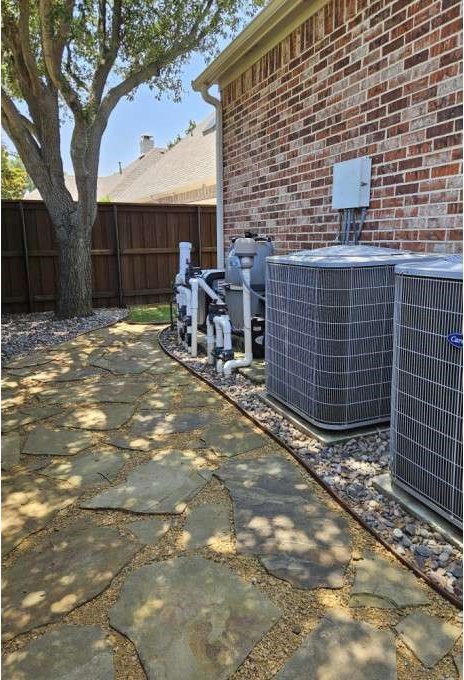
[239, 268, 266, 303]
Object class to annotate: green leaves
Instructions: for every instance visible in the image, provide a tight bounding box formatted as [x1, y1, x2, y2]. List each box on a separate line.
[1, 145, 32, 199]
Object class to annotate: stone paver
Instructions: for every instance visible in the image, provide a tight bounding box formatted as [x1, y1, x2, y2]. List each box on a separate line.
[2, 522, 138, 639]
[1, 433, 21, 470]
[4, 354, 53, 369]
[128, 518, 171, 544]
[157, 373, 199, 387]
[109, 556, 281, 680]
[41, 449, 128, 487]
[36, 381, 150, 404]
[130, 410, 215, 437]
[3, 625, 114, 680]
[1, 406, 62, 433]
[275, 609, 397, 679]
[2, 471, 79, 554]
[90, 348, 169, 375]
[2, 324, 457, 680]
[22, 427, 93, 456]
[81, 450, 213, 514]
[201, 420, 266, 457]
[214, 454, 352, 589]
[57, 403, 135, 430]
[105, 434, 165, 451]
[19, 365, 104, 382]
[2, 390, 28, 410]
[395, 612, 461, 668]
[179, 388, 221, 408]
[180, 503, 231, 550]
[350, 555, 430, 608]
[138, 388, 177, 410]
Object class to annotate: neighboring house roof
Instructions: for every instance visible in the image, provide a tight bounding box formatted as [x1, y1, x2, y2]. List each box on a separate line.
[114, 115, 216, 203]
[192, 0, 324, 89]
[24, 114, 216, 205]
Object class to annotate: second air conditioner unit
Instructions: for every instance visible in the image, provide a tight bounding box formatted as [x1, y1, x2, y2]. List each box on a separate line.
[390, 256, 463, 528]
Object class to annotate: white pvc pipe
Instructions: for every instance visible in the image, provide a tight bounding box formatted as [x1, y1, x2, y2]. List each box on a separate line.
[224, 269, 253, 376]
[213, 316, 224, 374]
[189, 278, 199, 357]
[206, 316, 215, 365]
[179, 286, 192, 350]
[178, 242, 192, 284]
[198, 276, 222, 303]
[217, 315, 232, 352]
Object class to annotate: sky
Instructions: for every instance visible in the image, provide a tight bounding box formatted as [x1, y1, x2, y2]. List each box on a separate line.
[68, 53, 219, 177]
[10, 52, 217, 177]
[3, 32, 234, 178]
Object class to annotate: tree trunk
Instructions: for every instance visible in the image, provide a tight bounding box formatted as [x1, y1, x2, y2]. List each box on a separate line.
[56, 226, 93, 319]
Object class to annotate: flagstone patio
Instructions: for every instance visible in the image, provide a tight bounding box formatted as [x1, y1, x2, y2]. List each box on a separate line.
[1, 322, 461, 679]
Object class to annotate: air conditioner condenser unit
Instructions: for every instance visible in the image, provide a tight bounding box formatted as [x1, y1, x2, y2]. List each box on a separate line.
[390, 256, 463, 528]
[265, 245, 436, 430]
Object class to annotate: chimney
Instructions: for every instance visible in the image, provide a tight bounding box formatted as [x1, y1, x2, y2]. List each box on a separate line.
[139, 134, 154, 155]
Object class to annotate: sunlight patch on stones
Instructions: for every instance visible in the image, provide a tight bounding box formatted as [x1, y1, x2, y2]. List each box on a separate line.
[109, 556, 281, 680]
[22, 427, 93, 456]
[40, 449, 128, 488]
[349, 555, 430, 608]
[81, 449, 213, 514]
[2, 471, 79, 555]
[57, 403, 135, 431]
[179, 503, 231, 551]
[275, 608, 396, 679]
[2, 625, 114, 680]
[2, 406, 62, 433]
[200, 421, 267, 457]
[1, 433, 21, 470]
[214, 454, 352, 589]
[2, 522, 138, 639]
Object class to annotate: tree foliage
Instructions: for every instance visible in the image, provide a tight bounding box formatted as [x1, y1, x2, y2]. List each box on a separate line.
[1, 145, 31, 199]
[1, 0, 264, 317]
[167, 119, 198, 148]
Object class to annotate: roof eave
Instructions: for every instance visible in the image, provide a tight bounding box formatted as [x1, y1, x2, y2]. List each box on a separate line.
[192, 0, 323, 90]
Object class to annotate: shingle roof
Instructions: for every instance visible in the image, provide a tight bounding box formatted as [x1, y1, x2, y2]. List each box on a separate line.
[23, 115, 216, 204]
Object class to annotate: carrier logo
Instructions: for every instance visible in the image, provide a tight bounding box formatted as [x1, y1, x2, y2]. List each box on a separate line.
[447, 332, 463, 348]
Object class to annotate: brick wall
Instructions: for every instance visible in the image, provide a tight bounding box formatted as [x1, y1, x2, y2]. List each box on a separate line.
[222, 0, 463, 253]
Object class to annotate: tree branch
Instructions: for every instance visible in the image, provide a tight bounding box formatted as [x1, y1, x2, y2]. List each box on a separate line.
[38, 0, 83, 117]
[90, 0, 122, 108]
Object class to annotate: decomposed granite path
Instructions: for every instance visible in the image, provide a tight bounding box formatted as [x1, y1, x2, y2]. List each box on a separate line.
[1, 322, 461, 680]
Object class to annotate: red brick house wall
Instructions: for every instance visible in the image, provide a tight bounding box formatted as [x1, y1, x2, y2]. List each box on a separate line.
[222, 0, 463, 253]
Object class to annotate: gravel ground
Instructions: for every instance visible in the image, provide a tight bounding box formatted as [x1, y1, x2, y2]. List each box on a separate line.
[1, 308, 128, 365]
[160, 327, 463, 605]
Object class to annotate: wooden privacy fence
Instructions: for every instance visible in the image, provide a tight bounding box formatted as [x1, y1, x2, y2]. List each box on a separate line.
[2, 201, 217, 313]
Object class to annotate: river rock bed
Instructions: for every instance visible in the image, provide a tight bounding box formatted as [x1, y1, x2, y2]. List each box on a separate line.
[160, 327, 463, 603]
[2, 308, 128, 365]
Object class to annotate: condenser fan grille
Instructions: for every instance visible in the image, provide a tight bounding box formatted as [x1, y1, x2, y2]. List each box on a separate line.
[391, 274, 463, 527]
[266, 262, 396, 429]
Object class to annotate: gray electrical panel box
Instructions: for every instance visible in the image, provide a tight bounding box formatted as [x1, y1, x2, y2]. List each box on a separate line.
[332, 157, 372, 209]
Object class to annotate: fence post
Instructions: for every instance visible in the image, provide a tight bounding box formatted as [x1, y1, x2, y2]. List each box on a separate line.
[196, 205, 202, 268]
[19, 202, 33, 312]
[113, 204, 124, 307]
